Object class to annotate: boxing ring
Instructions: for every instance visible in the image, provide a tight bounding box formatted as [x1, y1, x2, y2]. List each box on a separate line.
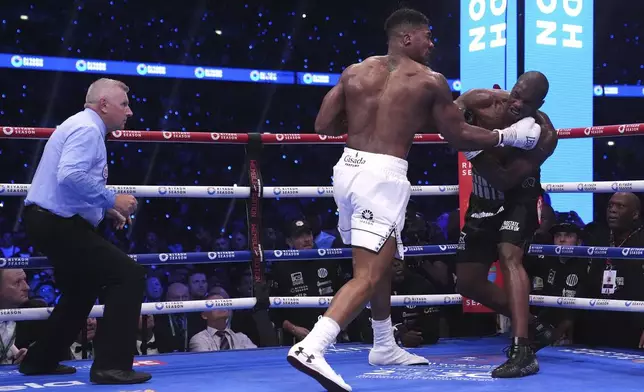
[1, 124, 644, 391]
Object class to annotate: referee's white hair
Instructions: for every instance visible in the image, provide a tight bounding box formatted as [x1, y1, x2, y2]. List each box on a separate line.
[84, 78, 129, 107]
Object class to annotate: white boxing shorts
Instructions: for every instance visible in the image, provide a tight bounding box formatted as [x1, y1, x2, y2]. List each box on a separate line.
[333, 147, 411, 260]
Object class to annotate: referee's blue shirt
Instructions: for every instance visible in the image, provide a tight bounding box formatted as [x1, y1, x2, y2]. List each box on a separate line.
[25, 108, 116, 227]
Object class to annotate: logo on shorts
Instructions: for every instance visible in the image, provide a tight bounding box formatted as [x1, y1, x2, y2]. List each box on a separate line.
[361, 210, 373, 221]
[499, 221, 520, 232]
[522, 177, 536, 188]
[103, 165, 109, 180]
[343, 154, 366, 167]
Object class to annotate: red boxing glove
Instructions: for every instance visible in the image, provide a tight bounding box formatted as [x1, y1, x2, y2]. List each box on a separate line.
[493, 84, 501, 89]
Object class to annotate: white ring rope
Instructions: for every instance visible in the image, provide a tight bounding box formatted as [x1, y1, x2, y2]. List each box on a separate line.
[0, 180, 641, 199]
[1, 294, 642, 322]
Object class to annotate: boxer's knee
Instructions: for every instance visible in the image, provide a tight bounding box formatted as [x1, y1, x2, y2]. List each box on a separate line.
[455, 262, 489, 297]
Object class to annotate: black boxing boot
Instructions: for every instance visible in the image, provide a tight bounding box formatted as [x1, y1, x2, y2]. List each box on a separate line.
[492, 337, 539, 378]
[529, 317, 556, 353]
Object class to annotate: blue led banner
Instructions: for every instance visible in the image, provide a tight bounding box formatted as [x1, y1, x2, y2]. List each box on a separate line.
[460, 0, 518, 91]
[524, 0, 594, 223]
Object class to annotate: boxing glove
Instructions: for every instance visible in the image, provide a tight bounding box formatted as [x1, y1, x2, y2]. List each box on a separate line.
[495, 117, 541, 150]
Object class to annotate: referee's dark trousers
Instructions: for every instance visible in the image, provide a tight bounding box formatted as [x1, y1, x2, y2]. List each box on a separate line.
[22, 205, 146, 371]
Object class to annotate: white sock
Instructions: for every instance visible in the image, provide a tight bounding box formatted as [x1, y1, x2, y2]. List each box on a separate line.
[371, 316, 396, 348]
[305, 316, 341, 350]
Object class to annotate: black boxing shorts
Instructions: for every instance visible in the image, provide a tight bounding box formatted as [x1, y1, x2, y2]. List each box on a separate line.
[456, 195, 541, 266]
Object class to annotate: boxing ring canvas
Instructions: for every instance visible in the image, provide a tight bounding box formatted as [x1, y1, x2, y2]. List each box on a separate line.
[1, 337, 642, 391]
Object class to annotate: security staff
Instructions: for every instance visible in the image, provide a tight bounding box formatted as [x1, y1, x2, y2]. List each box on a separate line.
[19, 79, 150, 384]
[526, 222, 588, 344]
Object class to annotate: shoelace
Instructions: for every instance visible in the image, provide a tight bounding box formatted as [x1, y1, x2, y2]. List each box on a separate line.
[502, 345, 520, 359]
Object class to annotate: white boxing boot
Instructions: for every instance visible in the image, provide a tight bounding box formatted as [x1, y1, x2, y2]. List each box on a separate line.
[287, 317, 352, 391]
[367, 316, 429, 366]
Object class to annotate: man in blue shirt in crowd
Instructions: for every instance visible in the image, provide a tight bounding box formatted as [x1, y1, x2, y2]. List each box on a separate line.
[19, 78, 151, 385]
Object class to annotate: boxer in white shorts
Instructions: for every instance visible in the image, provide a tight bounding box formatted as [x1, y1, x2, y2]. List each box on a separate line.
[286, 8, 542, 392]
[333, 148, 410, 261]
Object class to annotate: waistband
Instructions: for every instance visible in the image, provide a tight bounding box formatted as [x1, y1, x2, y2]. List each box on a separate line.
[339, 148, 408, 177]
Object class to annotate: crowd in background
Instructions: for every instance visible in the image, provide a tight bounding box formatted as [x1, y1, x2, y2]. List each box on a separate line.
[1, 0, 644, 363]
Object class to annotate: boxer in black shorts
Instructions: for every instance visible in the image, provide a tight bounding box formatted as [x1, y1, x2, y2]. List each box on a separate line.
[454, 71, 559, 378]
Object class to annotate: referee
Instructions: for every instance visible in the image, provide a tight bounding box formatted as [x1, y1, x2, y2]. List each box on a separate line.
[19, 78, 151, 385]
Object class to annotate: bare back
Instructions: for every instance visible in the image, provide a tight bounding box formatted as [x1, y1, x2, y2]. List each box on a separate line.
[342, 56, 432, 159]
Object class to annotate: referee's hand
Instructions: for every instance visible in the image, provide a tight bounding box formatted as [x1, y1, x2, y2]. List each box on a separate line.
[106, 209, 131, 230]
[114, 194, 138, 216]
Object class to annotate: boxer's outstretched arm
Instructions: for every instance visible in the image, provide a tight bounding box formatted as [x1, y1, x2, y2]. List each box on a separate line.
[315, 69, 349, 136]
[471, 129, 558, 191]
[429, 74, 501, 150]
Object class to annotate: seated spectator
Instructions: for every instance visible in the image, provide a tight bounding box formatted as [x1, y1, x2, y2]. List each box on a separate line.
[213, 235, 231, 251]
[269, 220, 344, 344]
[0, 269, 30, 364]
[1, 232, 20, 258]
[69, 318, 97, 360]
[229, 270, 278, 347]
[188, 271, 209, 300]
[144, 274, 165, 303]
[576, 192, 644, 349]
[525, 222, 588, 345]
[136, 315, 159, 356]
[33, 281, 58, 306]
[189, 294, 257, 352]
[153, 282, 206, 353]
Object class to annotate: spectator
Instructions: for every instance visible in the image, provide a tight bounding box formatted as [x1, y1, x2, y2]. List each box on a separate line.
[525, 222, 588, 345]
[231, 231, 248, 251]
[229, 269, 278, 347]
[576, 192, 644, 349]
[153, 283, 205, 353]
[213, 236, 231, 251]
[69, 318, 97, 360]
[270, 219, 344, 344]
[1, 232, 21, 258]
[144, 275, 164, 303]
[33, 281, 58, 306]
[136, 316, 158, 356]
[188, 272, 208, 300]
[189, 293, 257, 352]
[0, 269, 30, 364]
